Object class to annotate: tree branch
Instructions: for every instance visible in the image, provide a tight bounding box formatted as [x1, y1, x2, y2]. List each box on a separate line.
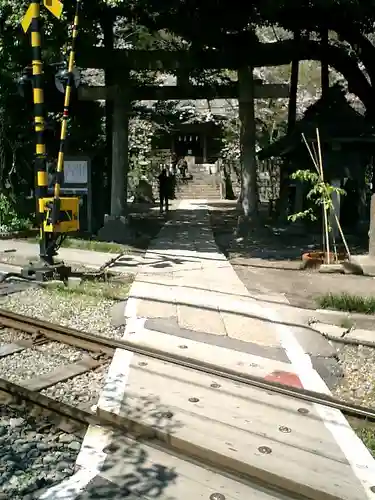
[333, 27, 375, 87]
[254, 39, 374, 115]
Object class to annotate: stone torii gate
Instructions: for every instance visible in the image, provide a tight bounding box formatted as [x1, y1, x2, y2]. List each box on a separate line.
[76, 48, 290, 238]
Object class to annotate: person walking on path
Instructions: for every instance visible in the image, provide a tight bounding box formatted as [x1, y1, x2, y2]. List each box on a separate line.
[158, 166, 170, 214]
[178, 157, 188, 183]
[171, 152, 178, 175]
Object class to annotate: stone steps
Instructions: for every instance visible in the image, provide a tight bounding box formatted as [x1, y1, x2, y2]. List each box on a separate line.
[175, 164, 221, 200]
[178, 193, 220, 199]
[177, 184, 220, 191]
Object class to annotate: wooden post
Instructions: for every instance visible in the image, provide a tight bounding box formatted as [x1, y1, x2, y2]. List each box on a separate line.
[111, 83, 129, 216]
[238, 66, 258, 225]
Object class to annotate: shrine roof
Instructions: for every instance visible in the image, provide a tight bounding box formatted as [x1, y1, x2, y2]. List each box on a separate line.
[258, 84, 375, 160]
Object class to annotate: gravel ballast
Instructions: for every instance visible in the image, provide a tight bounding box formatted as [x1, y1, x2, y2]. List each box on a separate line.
[332, 344, 375, 408]
[41, 361, 111, 407]
[0, 341, 84, 384]
[0, 283, 127, 497]
[0, 403, 83, 500]
[1, 286, 127, 338]
[0, 328, 30, 344]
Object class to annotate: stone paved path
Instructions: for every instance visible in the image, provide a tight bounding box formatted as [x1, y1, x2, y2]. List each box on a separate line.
[126, 199, 289, 360]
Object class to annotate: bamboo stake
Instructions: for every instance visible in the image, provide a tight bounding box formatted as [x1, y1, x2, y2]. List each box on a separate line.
[311, 141, 320, 169]
[316, 128, 331, 264]
[302, 134, 319, 174]
[301, 133, 327, 256]
[302, 132, 351, 261]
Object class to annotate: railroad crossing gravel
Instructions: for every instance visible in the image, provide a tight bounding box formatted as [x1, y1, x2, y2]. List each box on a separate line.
[0, 286, 125, 338]
[0, 327, 30, 344]
[0, 280, 129, 497]
[41, 361, 111, 407]
[0, 403, 82, 499]
[332, 344, 375, 408]
[0, 341, 84, 384]
[0, 285, 122, 410]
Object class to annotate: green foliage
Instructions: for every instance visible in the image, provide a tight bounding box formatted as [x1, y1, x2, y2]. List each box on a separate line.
[288, 169, 346, 223]
[316, 292, 375, 315]
[1, 0, 374, 228]
[353, 426, 375, 458]
[127, 0, 375, 49]
[0, 193, 32, 232]
[221, 117, 240, 163]
[288, 208, 317, 222]
[127, 117, 158, 193]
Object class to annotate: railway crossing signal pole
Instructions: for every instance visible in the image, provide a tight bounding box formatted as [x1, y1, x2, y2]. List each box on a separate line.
[21, 0, 56, 264]
[52, 0, 81, 226]
[21, 0, 80, 281]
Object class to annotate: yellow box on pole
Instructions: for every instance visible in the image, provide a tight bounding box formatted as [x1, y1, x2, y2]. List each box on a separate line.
[39, 196, 80, 233]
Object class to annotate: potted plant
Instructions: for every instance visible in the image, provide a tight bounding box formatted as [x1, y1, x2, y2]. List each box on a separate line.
[288, 129, 351, 268]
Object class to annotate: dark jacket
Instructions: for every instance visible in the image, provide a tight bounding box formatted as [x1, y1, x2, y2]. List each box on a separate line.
[158, 170, 169, 195]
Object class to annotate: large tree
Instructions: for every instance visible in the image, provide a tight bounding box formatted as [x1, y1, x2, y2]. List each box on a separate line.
[110, 0, 375, 227]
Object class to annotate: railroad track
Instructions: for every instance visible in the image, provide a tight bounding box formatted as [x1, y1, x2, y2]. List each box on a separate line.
[0, 308, 375, 422]
[1, 308, 374, 500]
[0, 322, 111, 394]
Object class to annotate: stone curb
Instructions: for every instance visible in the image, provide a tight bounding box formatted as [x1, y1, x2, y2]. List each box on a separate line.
[312, 308, 375, 331]
[312, 321, 375, 347]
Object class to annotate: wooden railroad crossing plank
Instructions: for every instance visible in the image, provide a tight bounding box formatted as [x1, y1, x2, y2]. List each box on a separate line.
[21, 355, 102, 391]
[0, 341, 34, 358]
[97, 354, 365, 500]
[72, 431, 294, 500]
[124, 326, 292, 379]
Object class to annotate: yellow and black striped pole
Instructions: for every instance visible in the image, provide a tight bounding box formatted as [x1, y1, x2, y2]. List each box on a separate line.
[51, 0, 81, 223]
[29, 0, 49, 259]
[22, 0, 63, 262]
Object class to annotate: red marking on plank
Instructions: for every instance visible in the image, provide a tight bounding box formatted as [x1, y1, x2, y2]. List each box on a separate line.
[264, 370, 303, 389]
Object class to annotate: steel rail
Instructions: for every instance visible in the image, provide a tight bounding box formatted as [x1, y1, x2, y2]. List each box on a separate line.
[1, 308, 375, 422]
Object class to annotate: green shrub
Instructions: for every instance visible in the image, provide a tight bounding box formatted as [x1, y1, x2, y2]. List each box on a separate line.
[316, 293, 375, 315]
[0, 193, 32, 233]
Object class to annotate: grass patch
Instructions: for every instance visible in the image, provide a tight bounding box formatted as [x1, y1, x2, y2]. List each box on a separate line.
[47, 278, 133, 301]
[352, 424, 375, 457]
[316, 293, 375, 315]
[26, 236, 130, 254]
[62, 238, 129, 254]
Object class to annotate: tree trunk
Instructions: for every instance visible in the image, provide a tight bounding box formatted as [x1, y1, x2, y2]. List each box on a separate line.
[101, 15, 115, 217]
[278, 31, 300, 222]
[335, 26, 375, 89]
[287, 31, 300, 133]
